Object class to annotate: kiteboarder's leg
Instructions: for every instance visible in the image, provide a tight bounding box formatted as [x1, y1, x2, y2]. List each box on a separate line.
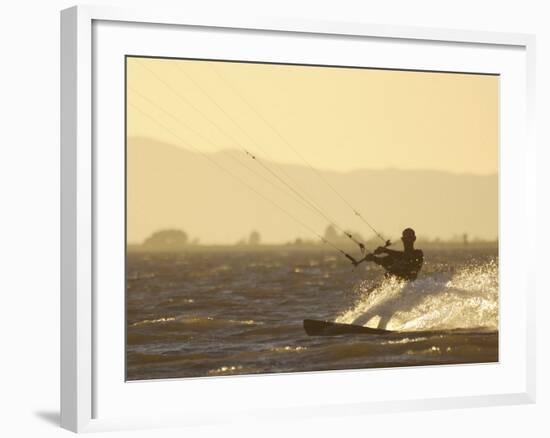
[377, 314, 391, 330]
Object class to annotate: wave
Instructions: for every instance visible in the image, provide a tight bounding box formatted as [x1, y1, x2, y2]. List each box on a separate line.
[335, 260, 498, 331]
[270, 345, 308, 353]
[130, 315, 260, 328]
[130, 316, 176, 326]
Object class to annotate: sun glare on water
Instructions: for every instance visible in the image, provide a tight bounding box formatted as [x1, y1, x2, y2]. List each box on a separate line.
[335, 260, 498, 332]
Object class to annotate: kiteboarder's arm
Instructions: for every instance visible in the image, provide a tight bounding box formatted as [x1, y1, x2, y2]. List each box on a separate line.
[371, 254, 394, 269]
[371, 247, 401, 267]
[345, 253, 374, 267]
[374, 246, 401, 256]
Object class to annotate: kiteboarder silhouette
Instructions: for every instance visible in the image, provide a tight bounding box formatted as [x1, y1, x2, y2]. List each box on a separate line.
[349, 228, 424, 281]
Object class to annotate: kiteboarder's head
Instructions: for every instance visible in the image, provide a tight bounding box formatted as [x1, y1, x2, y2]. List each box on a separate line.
[401, 228, 416, 244]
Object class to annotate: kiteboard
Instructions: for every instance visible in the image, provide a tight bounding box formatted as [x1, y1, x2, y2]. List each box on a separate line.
[303, 319, 498, 337]
[303, 319, 393, 336]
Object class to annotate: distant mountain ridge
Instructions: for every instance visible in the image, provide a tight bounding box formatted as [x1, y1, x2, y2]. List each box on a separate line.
[127, 137, 498, 244]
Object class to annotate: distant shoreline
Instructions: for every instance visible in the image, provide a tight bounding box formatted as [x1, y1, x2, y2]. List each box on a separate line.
[127, 240, 498, 253]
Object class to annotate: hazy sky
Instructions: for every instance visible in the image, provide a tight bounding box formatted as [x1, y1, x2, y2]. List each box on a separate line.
[126, 57, 498, 244]
[127, 57, 498, 175]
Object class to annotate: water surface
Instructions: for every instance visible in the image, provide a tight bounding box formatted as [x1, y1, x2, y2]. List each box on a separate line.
[126, 247, 498, 380]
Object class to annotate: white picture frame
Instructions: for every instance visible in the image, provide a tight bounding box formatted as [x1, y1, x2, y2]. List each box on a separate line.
[60, 4, 536, 433]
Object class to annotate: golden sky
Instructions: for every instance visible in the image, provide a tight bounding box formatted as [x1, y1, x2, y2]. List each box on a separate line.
[126, 57, 498, 244]
[127, 56, 498, 175]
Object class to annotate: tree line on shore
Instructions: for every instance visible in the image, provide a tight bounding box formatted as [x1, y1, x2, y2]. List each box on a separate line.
[130, 226, 497, 252]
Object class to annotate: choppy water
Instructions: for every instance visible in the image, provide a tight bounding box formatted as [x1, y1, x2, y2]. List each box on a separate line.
[126, 247, 498, 380]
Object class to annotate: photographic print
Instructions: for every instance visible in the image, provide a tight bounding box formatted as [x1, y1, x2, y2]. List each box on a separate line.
[125, 56, 498, 381]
